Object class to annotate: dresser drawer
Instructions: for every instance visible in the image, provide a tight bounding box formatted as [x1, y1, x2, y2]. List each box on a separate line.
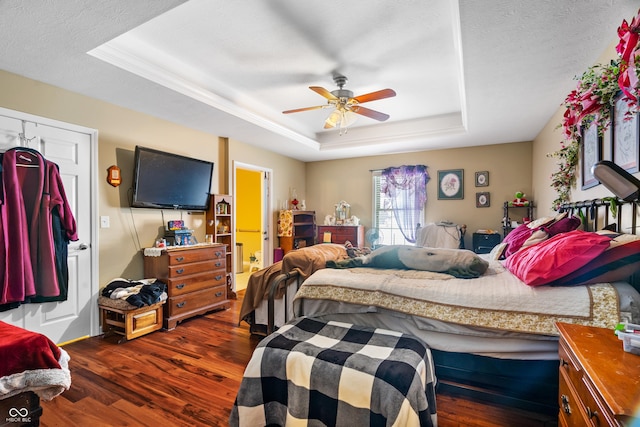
[168, 246, 225, 265]
[168, 259, 225, 277]
[165, 272, 227, 296]
[559, 367, 589, 427]
[165, 285, 227, 317]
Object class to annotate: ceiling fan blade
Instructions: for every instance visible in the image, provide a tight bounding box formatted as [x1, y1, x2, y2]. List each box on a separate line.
[351, 105, 390, 121]
[282, 105, 327, 114]
[352, 88, 396, 104]
[310, 86, 338, 101]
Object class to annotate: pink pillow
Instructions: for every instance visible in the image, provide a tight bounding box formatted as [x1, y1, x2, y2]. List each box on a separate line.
[504, 230, 612, 287]
[503, 216, 581, 258]
[553, 233, 640, 286]
[502, 223, 535, 257]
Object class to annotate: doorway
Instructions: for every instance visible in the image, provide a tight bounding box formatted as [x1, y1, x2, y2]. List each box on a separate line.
[233, 162, 272, 291]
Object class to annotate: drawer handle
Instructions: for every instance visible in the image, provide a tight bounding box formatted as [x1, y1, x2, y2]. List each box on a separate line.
[560, 394, 571, 415]
[176, 256, 184, 262]
[215, 251, 223, 257]
[176, 268, 184, 274]
[176, 302, 186, 308]
[176, 283, 186, 290]
[560, 358, 569, 367]
[215, 291, 223, 297]
[215, 262, 222, 267]
[586, 407, 598, 419]
[215, 275, 223, 281]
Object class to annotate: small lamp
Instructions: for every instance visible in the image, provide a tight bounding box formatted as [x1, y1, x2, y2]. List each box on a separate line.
[591, 160, 640, 201]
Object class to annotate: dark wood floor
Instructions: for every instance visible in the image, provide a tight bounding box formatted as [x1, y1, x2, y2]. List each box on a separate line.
[41, 292, 558, 426]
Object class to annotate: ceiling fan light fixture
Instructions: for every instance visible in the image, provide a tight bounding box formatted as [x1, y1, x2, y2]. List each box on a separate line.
[324, 107, 358, 134]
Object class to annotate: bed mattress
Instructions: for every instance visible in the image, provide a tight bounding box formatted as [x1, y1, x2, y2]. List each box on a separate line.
[291, 263, 640, 359]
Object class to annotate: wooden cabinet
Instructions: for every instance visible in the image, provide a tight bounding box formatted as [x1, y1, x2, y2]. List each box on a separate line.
[206, 194, 235, 299]
[144, 244, 229, 330]
[556, 322, 640, 427]
[503, 202, 535, 237]
[279, 210, 316, 253]
[317, 225, 364, 247]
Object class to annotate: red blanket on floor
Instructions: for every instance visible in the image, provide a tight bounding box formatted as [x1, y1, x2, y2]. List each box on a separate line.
[0, 321, 61, 377]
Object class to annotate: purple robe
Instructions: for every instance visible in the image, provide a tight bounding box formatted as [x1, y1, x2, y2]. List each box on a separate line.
[0, 149, 78, 304]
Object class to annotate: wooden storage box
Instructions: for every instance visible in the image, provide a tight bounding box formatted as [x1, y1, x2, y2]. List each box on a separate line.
[98, 297, 164, 343]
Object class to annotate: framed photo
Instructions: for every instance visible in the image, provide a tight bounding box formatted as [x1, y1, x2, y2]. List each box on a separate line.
[612, 92, 639, 174]
[437, 169, 464, 200]
[475, 192, 490, 208]
[475, 171, 489, 187]
[580, 120, 602, 190]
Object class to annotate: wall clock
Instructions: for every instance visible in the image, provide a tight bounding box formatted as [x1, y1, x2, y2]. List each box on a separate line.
[437, 169, 464, 200]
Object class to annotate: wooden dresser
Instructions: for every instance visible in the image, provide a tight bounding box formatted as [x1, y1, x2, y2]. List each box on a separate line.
[556, 322, 640, 426]
[144, 244, 229, 330]
[317, 225, 364, 247]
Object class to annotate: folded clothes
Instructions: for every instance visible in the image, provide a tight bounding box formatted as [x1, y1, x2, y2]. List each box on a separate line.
[101, 278, 167, 307]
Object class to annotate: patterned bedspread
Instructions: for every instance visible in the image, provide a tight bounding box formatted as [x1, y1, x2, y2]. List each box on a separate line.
[293, 262, 621, 336]
[230, 316, 437, 427]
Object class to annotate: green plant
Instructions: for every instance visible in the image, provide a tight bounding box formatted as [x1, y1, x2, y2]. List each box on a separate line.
[549, 9, 640, 209]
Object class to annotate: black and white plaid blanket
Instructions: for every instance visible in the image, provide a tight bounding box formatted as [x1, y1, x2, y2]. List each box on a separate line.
[230, 316, 437, 427]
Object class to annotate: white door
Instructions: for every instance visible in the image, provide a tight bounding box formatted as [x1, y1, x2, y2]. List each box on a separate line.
[0, 109, 96, 344]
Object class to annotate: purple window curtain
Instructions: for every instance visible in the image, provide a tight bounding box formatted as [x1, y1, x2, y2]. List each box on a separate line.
[381, 165, 429, 243]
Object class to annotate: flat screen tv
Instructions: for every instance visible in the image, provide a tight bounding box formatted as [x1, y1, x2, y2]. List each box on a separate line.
[131, 146, 214, 210]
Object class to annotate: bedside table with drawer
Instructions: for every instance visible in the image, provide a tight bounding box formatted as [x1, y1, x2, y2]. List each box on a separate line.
[556, 322, 640, 426]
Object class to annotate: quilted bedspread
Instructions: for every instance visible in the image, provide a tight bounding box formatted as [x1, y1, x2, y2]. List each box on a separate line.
[230, 316, 437, 427]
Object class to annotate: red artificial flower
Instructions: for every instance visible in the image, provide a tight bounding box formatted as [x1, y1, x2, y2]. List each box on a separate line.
[617, 9, 640, 100]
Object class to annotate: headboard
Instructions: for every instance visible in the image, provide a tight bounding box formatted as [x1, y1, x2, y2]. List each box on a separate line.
[559, 198, 639, 293]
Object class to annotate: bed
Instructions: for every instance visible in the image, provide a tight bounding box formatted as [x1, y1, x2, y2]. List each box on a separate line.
[238, 243, 352, 334]
[0, 321, 71, 425]
[266, 199, 640, 414]
[240, 222, 466, 334]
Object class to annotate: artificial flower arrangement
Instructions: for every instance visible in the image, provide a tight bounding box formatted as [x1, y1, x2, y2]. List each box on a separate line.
[548, 9, 640, 210]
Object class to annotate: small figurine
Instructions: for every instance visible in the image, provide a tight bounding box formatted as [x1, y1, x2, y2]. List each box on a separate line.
[510, 191, 529, 207]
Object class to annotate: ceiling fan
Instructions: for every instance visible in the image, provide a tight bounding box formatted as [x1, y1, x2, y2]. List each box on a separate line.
[282, 73, 396, 131]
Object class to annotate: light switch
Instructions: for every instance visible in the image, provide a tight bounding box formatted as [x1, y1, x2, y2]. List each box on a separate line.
[100, 216, 110, 228]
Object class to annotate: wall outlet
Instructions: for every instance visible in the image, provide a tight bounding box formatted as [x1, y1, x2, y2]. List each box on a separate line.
[100, 216, 110, 228]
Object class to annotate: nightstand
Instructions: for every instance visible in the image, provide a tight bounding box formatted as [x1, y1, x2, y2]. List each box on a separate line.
[472, 232, 501, 254]
[556, 322, 640, 426]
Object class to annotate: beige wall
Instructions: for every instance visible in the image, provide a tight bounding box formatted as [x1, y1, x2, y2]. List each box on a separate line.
[306, 141, 532, 249]
[531, 40, 640, 217]
[0, 70, 305, 286]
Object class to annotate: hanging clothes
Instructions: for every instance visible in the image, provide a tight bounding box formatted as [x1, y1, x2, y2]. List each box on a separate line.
[0, 147, 78, 307]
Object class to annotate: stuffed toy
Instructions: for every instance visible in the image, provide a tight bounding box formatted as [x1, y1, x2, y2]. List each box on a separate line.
[510, 191, 529, 207]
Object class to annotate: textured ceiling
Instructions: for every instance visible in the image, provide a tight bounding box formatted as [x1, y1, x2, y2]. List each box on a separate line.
[0, 0, 638, 161]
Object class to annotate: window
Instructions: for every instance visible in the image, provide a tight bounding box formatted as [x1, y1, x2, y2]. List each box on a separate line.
[372, 170, 426, 246]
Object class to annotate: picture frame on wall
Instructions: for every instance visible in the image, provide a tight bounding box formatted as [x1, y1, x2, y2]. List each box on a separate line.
[475, 171, 489, 187]
[475, 192, 490, 208]
[580, 120, 602, 190]
[437, 169, 464, 200]
[612, 91, 640, 174]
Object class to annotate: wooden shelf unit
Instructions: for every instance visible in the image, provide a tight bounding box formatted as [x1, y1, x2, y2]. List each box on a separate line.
[279, 210, 316, 254]
[206, 194, 235, 299]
